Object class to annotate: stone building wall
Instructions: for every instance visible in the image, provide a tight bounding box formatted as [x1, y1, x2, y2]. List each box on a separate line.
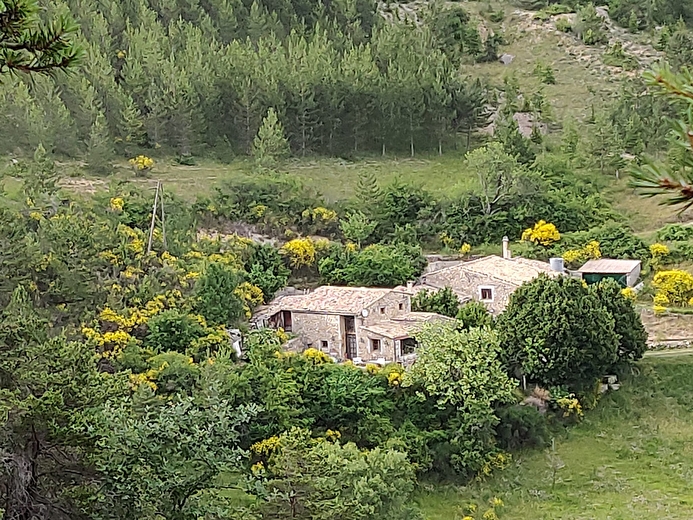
[423, 268, 517, 314]
[291, 312, 343, 358]
[364, 291, 411, 326]
[358, 330, 397, 363]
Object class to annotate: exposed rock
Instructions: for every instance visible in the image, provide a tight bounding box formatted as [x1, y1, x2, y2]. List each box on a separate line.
[523, 396, 548, 414]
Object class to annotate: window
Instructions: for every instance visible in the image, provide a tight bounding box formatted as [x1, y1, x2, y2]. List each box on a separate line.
[371, 339, 381, 352]
[321, 340, 328, 349]
[398, 303, 403, 310]
[401, 338, 417, 356]
[380, 307, 386, 314]
[480, 287, 494, 301]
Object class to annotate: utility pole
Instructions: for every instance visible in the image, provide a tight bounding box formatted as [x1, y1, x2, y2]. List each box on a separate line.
[147, 181, 167, 254]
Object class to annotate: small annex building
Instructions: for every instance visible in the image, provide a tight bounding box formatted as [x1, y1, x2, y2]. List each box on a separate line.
[252, 286, 452, 364]
[577, 258, 641, 288]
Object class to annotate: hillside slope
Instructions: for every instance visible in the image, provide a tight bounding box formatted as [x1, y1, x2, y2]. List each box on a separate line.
[419, 354, 693, 519]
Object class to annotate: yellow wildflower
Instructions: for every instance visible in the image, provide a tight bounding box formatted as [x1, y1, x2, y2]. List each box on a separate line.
[128, 155, 155, 171]
[650, 243, 670, 258]
[521, 220, 560, 246]
[387, 371, 403, 387]
[251, 436, 281, 456]
[281, 238, 316, 268]
[109, 197, 124, 211]
[303, 347, 332, 364]
[325, 429, 341, 441]
[621, 287, 636, 301]
[365, 363, 380, 375]
[654, 304, 667, 315]
[653, 269, 693, 307]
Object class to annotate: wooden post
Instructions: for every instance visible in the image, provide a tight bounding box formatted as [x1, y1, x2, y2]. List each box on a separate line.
[147, 181, 160, 254]
[159, 183, 167, 250]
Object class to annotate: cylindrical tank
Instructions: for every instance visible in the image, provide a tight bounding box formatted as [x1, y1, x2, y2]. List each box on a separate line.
[549, 257, 565, 273]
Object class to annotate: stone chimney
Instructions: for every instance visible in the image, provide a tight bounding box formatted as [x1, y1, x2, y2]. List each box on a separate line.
[406, 281, 414, 291]
[502, 236, 512, 259]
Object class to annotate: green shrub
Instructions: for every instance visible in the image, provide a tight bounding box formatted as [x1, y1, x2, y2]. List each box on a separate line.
[194, 263, 245, 326]
[246, 244, 290, 302]
[251, 428, 421, 520]
[411, 287, 461, 318]
[555, 17, 572, 32]
[534, 62, 557, 84]
[670, 242, 693, 262]
[495, 404, 549, 450]
[602, 42, 639, 70]
[535, 3, 573, 21]
[590, 279, 647, 364]
[318, 243, 426, 287]
[575, 3, 607, 45]
[497, 275, 619, 391]
[657, 224, 693, 242]
[145, 310, 206, 354]
[558, 223, 649, 262]
[456, 301, 493, 329]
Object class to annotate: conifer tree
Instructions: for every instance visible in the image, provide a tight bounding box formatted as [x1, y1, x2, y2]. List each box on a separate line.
[252, 107, 290, 170]
[355, 170, 383, 224]
[0, 0, 83, 74]
[86, 111, 115, 175]
[120, 95, 148, 148]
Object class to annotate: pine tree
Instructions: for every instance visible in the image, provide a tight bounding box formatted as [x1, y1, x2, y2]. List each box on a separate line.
[355, 170, 383, 217]
[0, 0, 83, 74]
[119, 95, 148, 148]
[495, 111, 535, 164]
[252, 107, 290, 170]
[87, 111, 115, 175]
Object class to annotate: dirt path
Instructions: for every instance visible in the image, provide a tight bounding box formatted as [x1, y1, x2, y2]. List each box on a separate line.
[645, 348, 693, 357]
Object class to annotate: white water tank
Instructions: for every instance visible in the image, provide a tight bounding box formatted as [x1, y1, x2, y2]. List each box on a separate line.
[549, 257, 565, 273]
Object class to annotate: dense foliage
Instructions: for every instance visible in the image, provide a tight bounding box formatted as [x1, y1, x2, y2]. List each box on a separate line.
[0, 0, 496, 162]
[496, 275, 619, 390]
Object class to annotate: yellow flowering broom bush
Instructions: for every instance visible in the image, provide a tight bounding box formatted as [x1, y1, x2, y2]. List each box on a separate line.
[652, 269, 693, 307]
[521, 220, 560, 246]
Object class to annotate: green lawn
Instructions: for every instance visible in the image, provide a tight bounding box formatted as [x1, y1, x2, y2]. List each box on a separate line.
[55, 152, 481, 203]
[417, 354, 693, 519]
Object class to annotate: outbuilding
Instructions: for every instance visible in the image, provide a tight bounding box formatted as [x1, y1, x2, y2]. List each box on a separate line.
[577, 258, 641, 288]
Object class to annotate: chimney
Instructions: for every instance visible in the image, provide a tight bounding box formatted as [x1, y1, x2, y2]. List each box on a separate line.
[502, 236, 512, 259]
[406, 281, 414, 291]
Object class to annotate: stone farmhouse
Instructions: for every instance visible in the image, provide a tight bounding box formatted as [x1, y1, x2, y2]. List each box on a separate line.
[419, 238, 561, 314]
[252, 286, 451, 364]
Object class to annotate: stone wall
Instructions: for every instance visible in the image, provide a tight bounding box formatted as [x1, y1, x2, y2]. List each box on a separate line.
[358, 330, 397, 363]
[423, 268, 517, 314]
[364, 291, 411, 326]
[292, 312, 343, 358]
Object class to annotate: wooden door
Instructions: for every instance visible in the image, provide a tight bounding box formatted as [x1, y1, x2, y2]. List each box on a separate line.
[343, 316, 356, 359]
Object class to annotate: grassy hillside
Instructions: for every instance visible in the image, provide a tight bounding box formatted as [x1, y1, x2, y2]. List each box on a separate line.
[43, 0, 686, 236]
[418, 354, 693, 519]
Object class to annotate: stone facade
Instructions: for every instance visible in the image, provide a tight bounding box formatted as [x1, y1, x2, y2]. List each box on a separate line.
[422, 268, 518, 315]
[289, 312, 343, 358]
[254, 286, 448, 364]
[363, 291, 411, 325]
[420, 255, 557, 315]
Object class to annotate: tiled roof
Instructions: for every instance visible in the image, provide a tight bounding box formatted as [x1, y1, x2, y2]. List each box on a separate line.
[426, 255, 557, 286]
[578, 258, 641, 274]
[257, 286, 395, 316]
[362, 312, 453, 339]
[361, 323, 416, 340]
